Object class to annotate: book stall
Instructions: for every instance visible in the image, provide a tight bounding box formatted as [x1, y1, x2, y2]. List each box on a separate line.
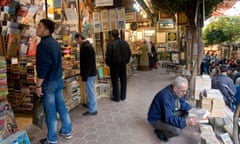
[0, 56, 31, 143]
[0, 0, 84, 142]
[192, 75, 235, 144]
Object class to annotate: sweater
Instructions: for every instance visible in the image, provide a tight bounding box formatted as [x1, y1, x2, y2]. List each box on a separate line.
[36, 35, 62, 82]
[80, 40, 97, 81]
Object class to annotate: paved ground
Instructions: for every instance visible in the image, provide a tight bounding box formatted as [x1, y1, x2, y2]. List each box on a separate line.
[27, 68, 201, 144]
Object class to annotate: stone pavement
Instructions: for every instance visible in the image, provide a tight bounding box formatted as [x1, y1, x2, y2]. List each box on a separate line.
[27, 68, 201, 144]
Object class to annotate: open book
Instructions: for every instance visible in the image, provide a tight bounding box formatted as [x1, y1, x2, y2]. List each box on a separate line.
[189, 108, 210, 123]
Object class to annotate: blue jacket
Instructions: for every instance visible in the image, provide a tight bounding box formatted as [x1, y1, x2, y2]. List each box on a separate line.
[36, 35, 62, 82]
[147, 85, 191, 129]
[212, 74, 236, 103]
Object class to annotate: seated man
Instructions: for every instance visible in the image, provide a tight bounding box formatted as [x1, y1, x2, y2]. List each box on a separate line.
[147, 76, 198, 142]
[212, 64, 236, 111]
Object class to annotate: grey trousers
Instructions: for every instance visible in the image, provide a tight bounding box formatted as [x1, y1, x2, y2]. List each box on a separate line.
[152, 111, 187, 138]
[152, 120, 182, 138]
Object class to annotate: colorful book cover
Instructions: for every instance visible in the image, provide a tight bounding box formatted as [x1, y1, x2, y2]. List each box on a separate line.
[0, 110, 18, 140]
[0, 130, 30, 144]
[19, 41, 29, 56]
[27, 36, 37, 56]
[17, 5, 29, 17]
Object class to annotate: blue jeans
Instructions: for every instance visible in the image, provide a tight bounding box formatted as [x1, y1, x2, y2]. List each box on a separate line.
[84, 76, 97, 113]
[42, 79, 72, 143]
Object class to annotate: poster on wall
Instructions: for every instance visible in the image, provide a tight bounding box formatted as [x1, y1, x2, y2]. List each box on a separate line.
[93, 12, 101, 32]
[109, 9, 117, 30]
[167, 32, 177, 41]
[101, 9, 109, 32]
[117, 8, 125, 29]
[125, 12, 136, 23]
[93, 12, 101, 24]
[157, 32, 166, 43]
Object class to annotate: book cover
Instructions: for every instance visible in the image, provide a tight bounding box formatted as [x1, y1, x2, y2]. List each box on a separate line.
[189, 108, 210, 123]
[0, 101, 11, 114]
[0, 130, 30, 144]
[19, 42, 28, 56]
[220, 133, 233, 144]
[27, 36, 37, 56]
[17, 5, 29, 17]
[0, 110, 18, 140]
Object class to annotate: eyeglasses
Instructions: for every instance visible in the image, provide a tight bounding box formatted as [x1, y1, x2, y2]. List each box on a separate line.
[177, 88, 189, 94]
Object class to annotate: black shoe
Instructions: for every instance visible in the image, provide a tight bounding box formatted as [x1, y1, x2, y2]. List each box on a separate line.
[154, 129, 168, 142]
[39, 138, 58, 144]
[82, 103, 88, 108]
[82, 111, 97, 116]
[110, 97, 120, 102]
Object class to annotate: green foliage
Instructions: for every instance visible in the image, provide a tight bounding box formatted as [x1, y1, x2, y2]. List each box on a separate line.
[204, 29, 227, 45]
[203, 16, 240, 45]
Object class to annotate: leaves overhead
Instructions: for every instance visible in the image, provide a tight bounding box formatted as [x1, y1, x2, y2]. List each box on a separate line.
[203, 16, 240, 45]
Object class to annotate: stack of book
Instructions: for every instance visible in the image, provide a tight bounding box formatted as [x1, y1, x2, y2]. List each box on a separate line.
[63, 75, 80, 111]
[7, 57, 36, 113]
[200, 124, 221, 144]
[201, 97, 212, 112]
[203, 89, 226, 118]
[0, 57, 8, 100]
[0, 57, 19, 141]
[95, 83, 111, 99]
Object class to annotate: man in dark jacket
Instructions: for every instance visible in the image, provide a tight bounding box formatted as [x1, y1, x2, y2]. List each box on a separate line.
[212, 64, 237, 111]
[148, 76, 197, 142]
[36, 19, 72, 144]
[75, 32, 97, 116]
[105, 29, 131, 102]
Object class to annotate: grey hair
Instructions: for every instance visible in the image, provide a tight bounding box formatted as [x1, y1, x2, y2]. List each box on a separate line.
[172, 76, 188, 88]
[236, 77, 240, 85]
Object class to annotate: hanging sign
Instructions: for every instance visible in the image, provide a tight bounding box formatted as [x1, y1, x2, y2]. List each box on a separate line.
[95, 0, 113, 7]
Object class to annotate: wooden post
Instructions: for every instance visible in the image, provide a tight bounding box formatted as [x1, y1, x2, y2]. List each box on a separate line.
[45, 0, 48, 19]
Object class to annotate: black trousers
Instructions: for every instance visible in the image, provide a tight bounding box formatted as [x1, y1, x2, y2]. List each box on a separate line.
[110, 64, 127, 101]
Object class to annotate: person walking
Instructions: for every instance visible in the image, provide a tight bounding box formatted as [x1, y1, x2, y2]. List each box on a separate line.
[105, 29, 131, 102]
[75, 32, 98, 116]
[35, 19, 72, 144]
